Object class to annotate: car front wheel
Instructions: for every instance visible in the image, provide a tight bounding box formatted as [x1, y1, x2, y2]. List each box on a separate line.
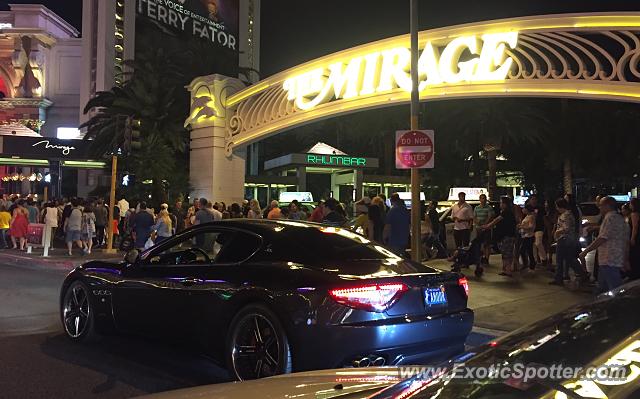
[61, 281, 97, 342]
[226, 304, 292, 381]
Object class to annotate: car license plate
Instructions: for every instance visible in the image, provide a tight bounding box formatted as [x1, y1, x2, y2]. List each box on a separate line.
[425, 286, 447, 306]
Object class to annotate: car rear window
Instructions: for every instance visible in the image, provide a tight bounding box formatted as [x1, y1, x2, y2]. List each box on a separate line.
[265, 225, 392, 263]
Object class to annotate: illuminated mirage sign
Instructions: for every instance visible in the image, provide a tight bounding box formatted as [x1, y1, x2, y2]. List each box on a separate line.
[283, 32, 518, 110]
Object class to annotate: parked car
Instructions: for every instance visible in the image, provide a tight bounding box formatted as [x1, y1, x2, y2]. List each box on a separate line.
[141, 279, 640, 399]
[60, 220, 473, 381]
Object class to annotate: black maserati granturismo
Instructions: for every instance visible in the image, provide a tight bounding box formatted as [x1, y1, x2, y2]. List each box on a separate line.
[60, 220, 473, 380]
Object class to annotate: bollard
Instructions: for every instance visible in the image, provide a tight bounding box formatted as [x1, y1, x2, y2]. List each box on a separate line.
[27, 245, 32, 254]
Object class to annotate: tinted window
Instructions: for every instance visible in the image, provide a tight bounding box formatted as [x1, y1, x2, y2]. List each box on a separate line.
[265, 225, 393, 264]
[216, 232, 262, 263]
[141, 228, 258, 265]
[143, 229, 231, 265]
[580, 203, 600, 216]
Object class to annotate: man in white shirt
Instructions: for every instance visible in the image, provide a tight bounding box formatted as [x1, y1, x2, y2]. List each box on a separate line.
[451, 192, 474, 248]
[580, 196, 629, 293]
[117, 196, 129, 221]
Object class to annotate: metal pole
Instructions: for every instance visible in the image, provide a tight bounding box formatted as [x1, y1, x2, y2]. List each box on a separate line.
[410, 0, 421, 262]
[105, 154, 117, 253]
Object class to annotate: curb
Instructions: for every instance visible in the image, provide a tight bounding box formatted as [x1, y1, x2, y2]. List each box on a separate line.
[0, 251, 121, 272]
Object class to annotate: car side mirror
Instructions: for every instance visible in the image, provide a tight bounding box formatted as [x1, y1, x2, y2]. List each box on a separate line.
[125, 249, 140, 265]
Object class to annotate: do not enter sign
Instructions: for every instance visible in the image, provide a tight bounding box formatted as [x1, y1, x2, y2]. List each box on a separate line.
[395, 130, 434, 169]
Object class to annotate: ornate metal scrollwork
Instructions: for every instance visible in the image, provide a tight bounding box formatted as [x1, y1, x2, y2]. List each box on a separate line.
[225, 14, 640, 152]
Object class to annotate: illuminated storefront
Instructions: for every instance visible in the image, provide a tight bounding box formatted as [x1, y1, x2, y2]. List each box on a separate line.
[246, 142, 409, 205]
[0, 134, 106, 198]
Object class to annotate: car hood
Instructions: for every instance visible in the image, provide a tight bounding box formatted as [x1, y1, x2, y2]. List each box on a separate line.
[139, 367, 400, 399]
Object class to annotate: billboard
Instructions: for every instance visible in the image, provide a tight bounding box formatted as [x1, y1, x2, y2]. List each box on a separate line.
[136, 0, 239, 77]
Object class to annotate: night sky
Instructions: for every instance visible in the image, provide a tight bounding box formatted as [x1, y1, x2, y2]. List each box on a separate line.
[1, 0, 638, 77]
[260, 0, 640, 77]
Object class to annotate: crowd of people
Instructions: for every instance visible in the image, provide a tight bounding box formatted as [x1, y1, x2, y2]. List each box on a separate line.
[0, 193, 412, 257]
[420, 191, 638, 295]
[2, 190, 638, 294]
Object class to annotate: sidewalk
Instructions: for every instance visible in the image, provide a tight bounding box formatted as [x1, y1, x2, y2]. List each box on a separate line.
[0, 247, 123, 272]
[0, 248, 593, 334]
[427, 255, 592, 332]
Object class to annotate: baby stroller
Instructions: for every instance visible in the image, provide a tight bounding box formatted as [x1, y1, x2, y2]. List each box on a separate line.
[451, 236, 484, 277]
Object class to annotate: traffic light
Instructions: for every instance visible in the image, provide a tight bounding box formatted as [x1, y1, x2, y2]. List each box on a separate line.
[123, 116, 142, 155]
[130, 118, 142, 151]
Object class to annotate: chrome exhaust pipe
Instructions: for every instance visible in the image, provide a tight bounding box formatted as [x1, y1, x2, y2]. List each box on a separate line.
[372, 356, 386, 366]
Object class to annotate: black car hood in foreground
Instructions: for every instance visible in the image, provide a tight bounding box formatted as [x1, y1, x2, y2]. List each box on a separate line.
[373, 280, 640, 399]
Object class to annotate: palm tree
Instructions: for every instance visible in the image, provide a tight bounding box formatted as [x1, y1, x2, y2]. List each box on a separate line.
[441, 98, 548, 200]
[81, 46, 190, 204]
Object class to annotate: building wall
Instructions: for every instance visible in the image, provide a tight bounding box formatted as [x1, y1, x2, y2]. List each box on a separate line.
[41, 38, 82, 137]
[0, 4, 81, 137]
[239, 0, 261, 83]
[79, 0, 120, 125]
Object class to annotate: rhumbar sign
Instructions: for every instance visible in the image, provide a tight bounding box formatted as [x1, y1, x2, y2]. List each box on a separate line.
[306, 154, 367, 167]
[283, 32, 518, 110]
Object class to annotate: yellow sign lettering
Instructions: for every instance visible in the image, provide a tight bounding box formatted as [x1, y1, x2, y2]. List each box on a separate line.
[283, 32, 519, 111]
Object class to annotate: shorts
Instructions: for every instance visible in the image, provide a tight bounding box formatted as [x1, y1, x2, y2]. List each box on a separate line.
[498, 237, 516, 259]
[65, 229, 82, 243]
[476, 229, 492, 245]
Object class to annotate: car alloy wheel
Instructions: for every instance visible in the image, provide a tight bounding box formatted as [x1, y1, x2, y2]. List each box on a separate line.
[229, 305, 290, 380]
[62, 282, 92, 339]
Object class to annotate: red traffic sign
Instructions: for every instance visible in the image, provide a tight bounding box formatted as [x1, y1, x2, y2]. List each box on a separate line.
[395, 130, 434, 169]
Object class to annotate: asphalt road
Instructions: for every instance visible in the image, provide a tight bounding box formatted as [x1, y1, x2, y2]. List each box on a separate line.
[0, 255, 586, 398]
[0, 262, 229, 399]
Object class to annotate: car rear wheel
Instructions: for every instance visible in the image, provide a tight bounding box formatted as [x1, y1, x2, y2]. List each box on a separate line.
[61, 281, 98, 342]
[226, 304, 292, 381]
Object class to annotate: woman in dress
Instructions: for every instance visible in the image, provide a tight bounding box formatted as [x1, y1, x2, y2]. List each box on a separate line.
[481, 197, 517, 277]
[152, 209, 173, 244]
[81, 204, 96, 255]
[518, 205, 537, 270]
[247, 199, 262, 219]
[543, 199, 558, 268]
[9, 200, 29, 251]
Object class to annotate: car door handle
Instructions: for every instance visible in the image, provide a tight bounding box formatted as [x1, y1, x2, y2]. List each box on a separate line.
[180, 277, 203, 286]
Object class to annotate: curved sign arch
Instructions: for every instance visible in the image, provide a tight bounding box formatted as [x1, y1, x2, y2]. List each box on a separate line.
[186, 13, 640, 153]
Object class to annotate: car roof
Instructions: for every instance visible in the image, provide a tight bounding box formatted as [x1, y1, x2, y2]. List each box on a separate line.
[187, 219, 324, 237]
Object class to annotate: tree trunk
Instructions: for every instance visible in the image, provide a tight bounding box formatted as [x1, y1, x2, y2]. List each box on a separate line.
[563, 158, 573, 195]
[487, 148, 498, 201]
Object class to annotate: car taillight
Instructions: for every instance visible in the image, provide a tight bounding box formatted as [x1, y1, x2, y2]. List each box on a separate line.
[329, 283, 408, 312]
[458, 277, 469, 297]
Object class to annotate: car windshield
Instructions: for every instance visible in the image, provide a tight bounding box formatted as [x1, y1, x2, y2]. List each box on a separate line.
[381, 282, 640, 399]
[579, 203, 600, 217]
